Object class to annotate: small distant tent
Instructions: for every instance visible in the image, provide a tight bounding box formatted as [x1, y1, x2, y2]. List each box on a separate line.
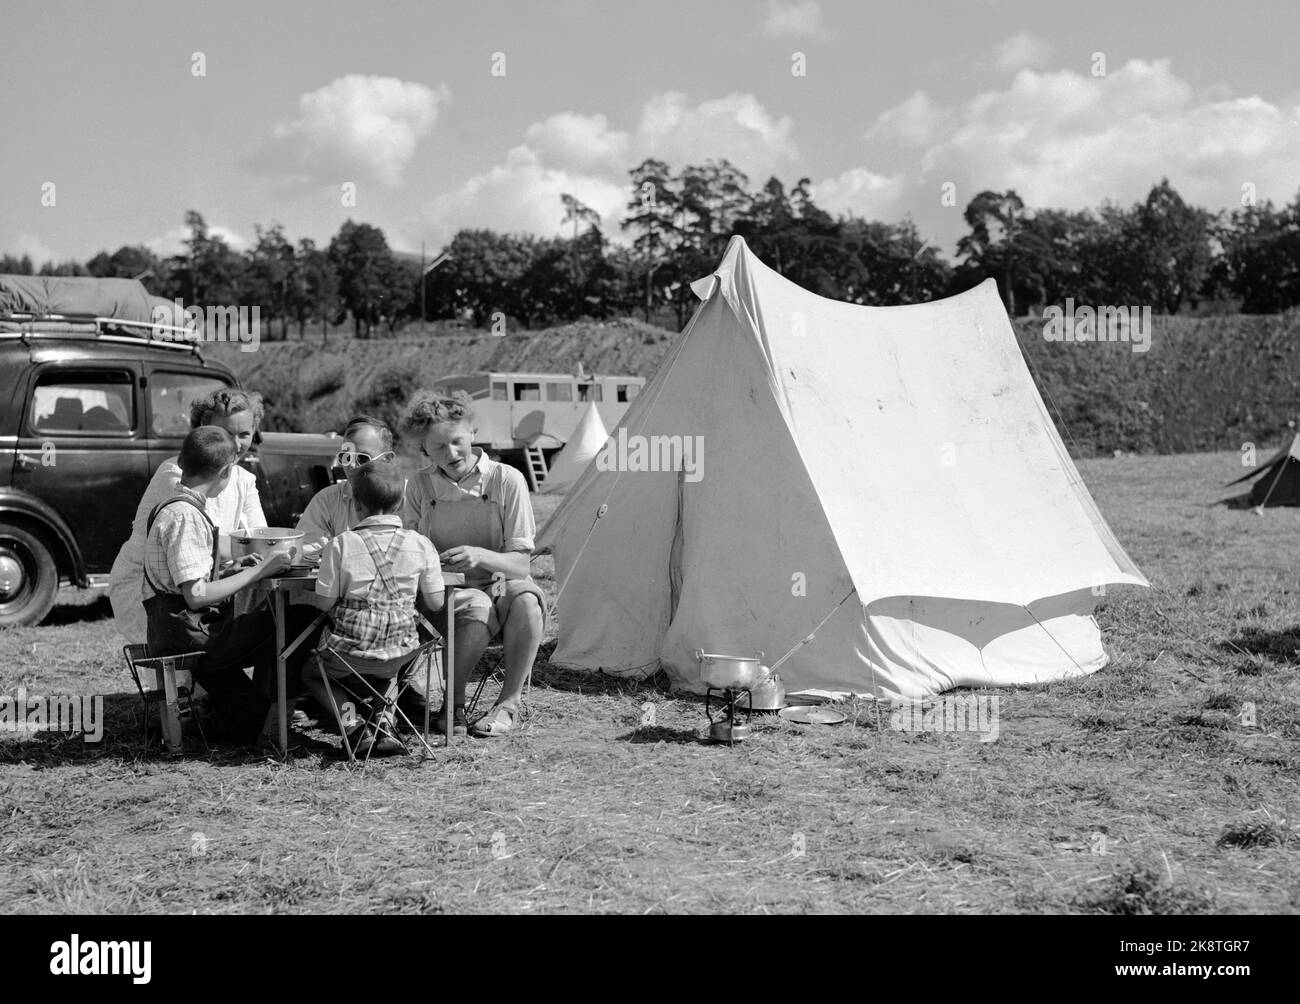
[540, 402, 609, 494]
[1226, 435, 1300, 506]
[538, 236, 1148, 700]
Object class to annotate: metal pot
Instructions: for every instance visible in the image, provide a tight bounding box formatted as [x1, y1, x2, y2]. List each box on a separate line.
[695, 649, 764, 690]
[745, 667, 786, 711]
[230, 527, 304, 563]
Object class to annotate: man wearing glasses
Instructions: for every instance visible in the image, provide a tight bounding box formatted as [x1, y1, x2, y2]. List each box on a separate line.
[294, 415, 431, 725]
[296, 415, 399, 562]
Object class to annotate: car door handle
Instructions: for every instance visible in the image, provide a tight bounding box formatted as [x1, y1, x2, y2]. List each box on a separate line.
[15, 453, 39, 470]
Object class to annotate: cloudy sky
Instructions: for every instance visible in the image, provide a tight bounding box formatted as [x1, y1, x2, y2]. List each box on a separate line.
[2, 0, 1297, 266]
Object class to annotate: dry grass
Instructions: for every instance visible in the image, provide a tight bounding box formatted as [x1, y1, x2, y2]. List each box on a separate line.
[1, 455, 1298, 914]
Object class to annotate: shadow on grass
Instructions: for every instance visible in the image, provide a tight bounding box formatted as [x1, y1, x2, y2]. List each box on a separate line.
[1071, 862, 1216, 915]
[617, 725, 703, 745]
[1219, 626, 1300, 672]
[532, 663, 674, 699]
[44, 595, 114, 626]
[0, 690, 338, 769]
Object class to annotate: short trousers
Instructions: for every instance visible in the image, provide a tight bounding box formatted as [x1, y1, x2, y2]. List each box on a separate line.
[429, 577, 547, 640]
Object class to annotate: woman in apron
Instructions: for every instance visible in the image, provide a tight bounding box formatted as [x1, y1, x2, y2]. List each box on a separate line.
[109, 389, 267, 643]
[402, 392, 546, 737]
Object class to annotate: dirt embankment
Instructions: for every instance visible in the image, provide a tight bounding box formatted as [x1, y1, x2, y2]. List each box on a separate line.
[208, 317, 677, 434]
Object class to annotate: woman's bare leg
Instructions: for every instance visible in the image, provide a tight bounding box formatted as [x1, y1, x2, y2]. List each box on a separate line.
[497, 593, 543, 709]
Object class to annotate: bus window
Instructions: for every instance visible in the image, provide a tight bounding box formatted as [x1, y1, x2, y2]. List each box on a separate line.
[492, 382, 508, 401]
[617, 384, 630, 402]
[578, 383, 603, 402]
[546, 382, 573, 402]
[514, 383, 541, 401]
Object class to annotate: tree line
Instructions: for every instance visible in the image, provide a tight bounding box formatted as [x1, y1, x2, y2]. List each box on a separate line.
[4, 163, 1299, 337]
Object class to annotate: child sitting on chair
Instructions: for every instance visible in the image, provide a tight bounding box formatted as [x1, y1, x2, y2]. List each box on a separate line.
[142, 426, 297, 744]
[306, 460, 445, 756]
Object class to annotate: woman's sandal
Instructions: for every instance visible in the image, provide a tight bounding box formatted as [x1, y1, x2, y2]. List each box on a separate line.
[469, 703, 518, 738]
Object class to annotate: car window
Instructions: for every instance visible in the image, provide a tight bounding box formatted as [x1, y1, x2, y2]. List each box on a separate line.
[150, 371, 229, 437]
[30, 371, 134, 434]
[513, 382, 541, 401]
[546, 381, 573, 402]
[492, 381, 508, 401]
[577, 383, 603, 402]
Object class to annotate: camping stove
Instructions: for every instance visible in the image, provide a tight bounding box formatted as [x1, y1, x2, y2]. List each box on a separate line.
[705, 687, 753, 744]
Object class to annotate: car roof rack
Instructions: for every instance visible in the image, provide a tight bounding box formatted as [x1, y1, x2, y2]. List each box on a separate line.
[0, 311, 206, 361]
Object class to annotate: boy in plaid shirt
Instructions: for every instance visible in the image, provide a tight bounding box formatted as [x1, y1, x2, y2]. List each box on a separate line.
[305, 461, 444, 755]
[143, 426, 302, 743]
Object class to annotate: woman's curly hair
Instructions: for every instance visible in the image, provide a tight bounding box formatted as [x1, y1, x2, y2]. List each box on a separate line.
[402, 390, 477, 438]
[190, 388, 265, 430]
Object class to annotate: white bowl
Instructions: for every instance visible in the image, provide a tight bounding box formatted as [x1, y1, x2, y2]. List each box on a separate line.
[230, 527, 304, 562]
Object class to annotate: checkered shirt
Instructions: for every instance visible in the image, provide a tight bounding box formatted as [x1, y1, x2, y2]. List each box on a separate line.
[141, 487, 216, 600]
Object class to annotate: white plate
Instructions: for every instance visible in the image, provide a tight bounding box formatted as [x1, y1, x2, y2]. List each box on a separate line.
[779, 706, 847, 725]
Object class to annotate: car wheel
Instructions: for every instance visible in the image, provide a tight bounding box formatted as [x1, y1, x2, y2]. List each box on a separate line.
[0, 522, 59, 627]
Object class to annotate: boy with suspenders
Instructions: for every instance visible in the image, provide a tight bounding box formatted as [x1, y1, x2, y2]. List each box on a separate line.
[304, 461, 445, 755]
[142, 426, 299, 743]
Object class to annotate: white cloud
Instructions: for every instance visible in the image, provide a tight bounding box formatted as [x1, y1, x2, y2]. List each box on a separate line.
[810, 168, 904, 219]
[421, 145, 627, 247]
[636, 92, 796, 181]
[761, 0, 830, 40]
[250, 75, 449, 188]
[993, 31, 1052, 73]
[524, 113, 630, 172]
[145, 224, 250, 258]
[865, 91, 953, 147]
[420, 91, 798, 247]
[7, 233, 59, 265]
[867, 59, 1300, 230]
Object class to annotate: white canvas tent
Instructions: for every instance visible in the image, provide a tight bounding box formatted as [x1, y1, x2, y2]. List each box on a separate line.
[540, 401, 609, 494]
[537, 236, 1147, 699]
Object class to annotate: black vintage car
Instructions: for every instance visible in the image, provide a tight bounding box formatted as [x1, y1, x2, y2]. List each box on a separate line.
[0, 292, 340, 627]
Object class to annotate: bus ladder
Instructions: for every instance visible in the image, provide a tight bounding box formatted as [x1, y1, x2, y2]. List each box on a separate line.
[524, 445, 549, 492]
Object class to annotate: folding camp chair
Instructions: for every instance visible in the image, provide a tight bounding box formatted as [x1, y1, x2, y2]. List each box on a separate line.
[122, 644, 207, 754]
[313, 633, 444, 765]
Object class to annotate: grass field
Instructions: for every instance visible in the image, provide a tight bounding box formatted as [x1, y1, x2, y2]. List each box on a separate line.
[1, 452, 1297, 914]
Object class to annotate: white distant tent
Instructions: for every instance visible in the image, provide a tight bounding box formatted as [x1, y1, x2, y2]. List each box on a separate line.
[538, 236, 1148, 699]
[540, 401, 609, 494]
